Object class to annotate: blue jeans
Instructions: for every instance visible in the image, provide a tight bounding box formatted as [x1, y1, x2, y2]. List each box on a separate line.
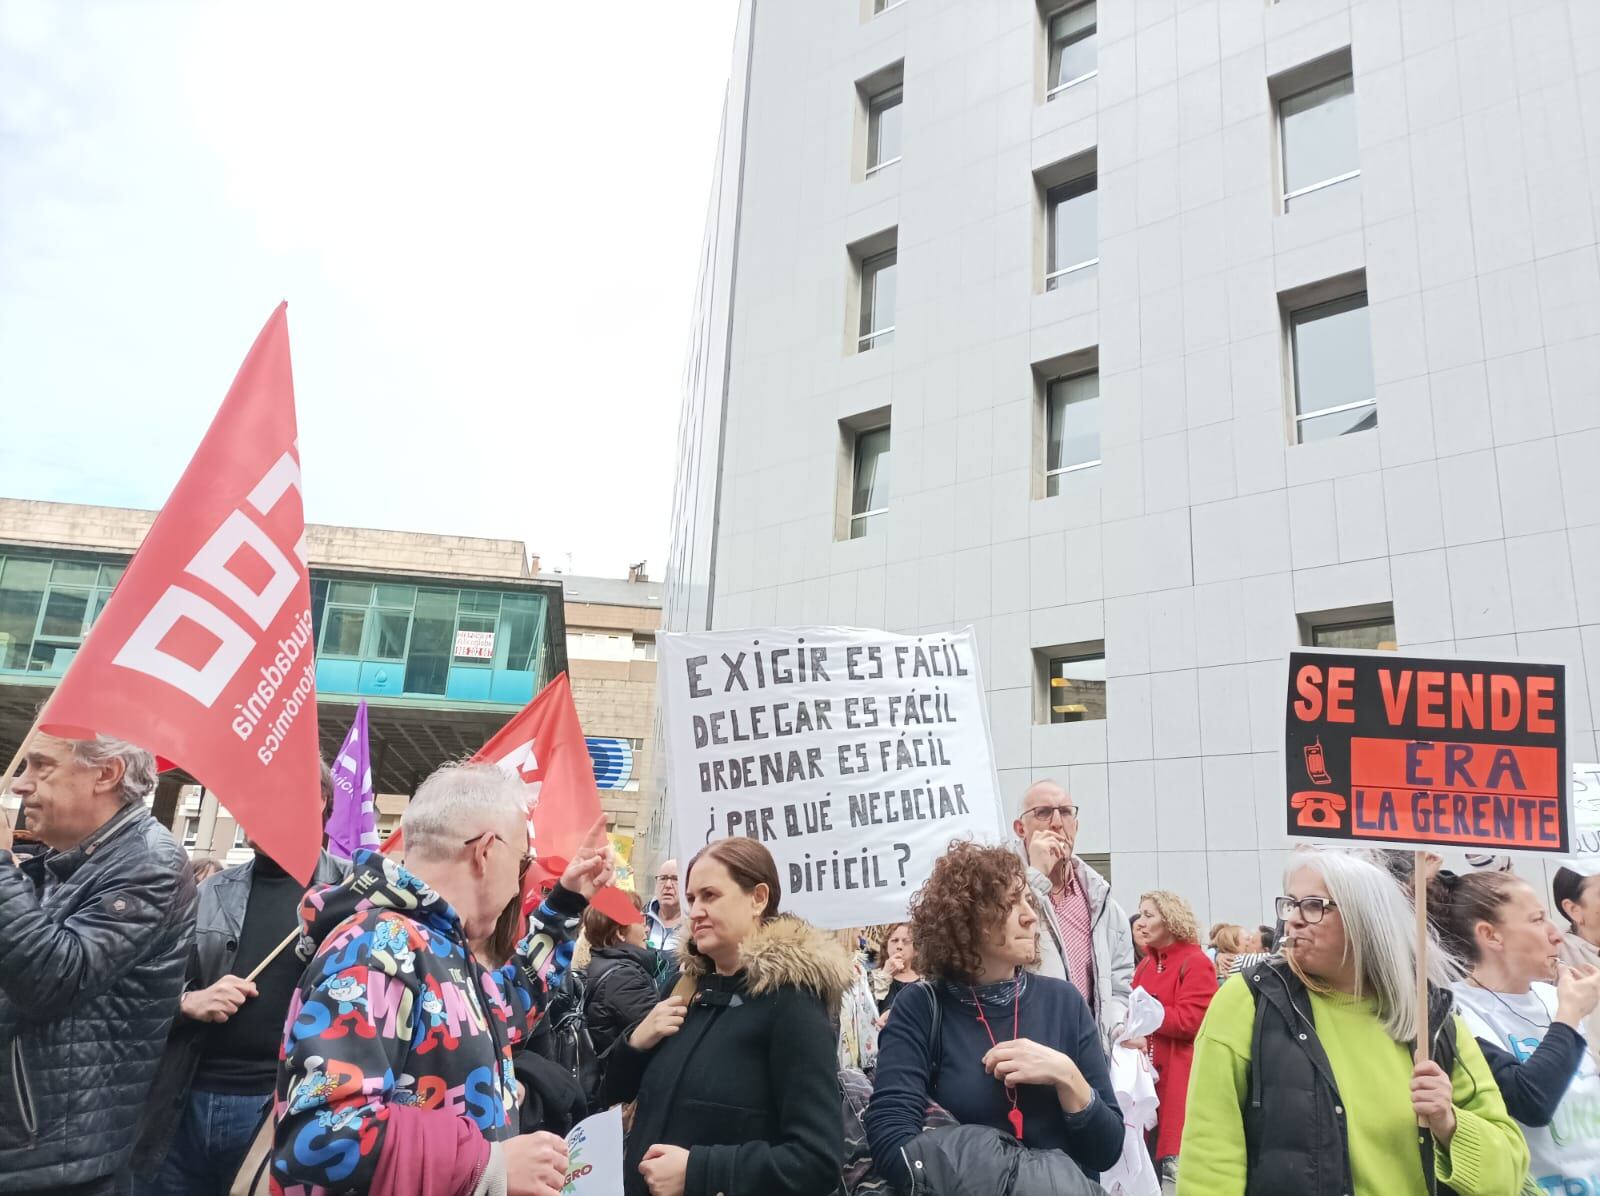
[132, 1088, 271, 1196]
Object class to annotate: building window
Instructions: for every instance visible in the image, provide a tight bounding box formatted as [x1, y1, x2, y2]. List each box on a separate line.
[1290, 291, 1376, 442]
[233, 822, 249, 849]
[309, 578, 550, 698]
[0, 557, 124, 675]
[1045, 370, 1100, 492]
[1310, 617, 1397, 651]
[850, 425, 892, 539]
[633, 636, 658, 661]
[1047, 2, 1097, 96]
[866, 84, 903, 174]
[319, 580, 372, 658]
[181, 818, 199, 849]
[1042, 647, 1107, 723]
[1046, 175, 1097, 288]
[858, 249, 897, 351]
[1280, 73, 1358, 210]
[873, 0, 906, 12]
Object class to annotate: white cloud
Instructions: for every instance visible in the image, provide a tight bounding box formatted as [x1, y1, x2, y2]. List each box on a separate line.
[0, 0, 738, 578]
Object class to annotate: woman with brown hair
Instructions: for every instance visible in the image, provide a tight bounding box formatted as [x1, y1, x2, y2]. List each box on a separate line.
[599, 837, 851, 1196]
[578, 889, 666, 1058]
[865, 840, 1122, 1189]
[873, 921, 920, 1027]
[1129, 889, 1214, 1190]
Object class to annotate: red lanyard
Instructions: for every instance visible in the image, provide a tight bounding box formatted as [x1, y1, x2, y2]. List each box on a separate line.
[969, 984, 1024, 1141]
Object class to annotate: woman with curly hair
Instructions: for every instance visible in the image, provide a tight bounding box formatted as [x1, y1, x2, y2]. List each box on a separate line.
[1129, 889, 1214, 1190]
[865, 841, 1122, 1188]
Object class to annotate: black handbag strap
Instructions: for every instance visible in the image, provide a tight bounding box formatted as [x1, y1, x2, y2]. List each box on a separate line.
[916, 979, 942, 1087]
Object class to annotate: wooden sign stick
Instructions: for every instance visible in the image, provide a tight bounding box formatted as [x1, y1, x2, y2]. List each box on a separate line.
[1414, 850, 1433, 1141]
[243, 925, 302, 983]
[1415, 849, 1430, 1066]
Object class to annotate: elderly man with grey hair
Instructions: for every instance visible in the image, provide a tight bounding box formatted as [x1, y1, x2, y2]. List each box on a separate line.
[270, 762, 613, 1196]
[1014, 778, 1134, 1051]
[0, 732, 197, 1194]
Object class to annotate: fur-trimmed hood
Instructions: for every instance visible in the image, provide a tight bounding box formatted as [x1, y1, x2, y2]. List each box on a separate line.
[676, 914, 855, 1010]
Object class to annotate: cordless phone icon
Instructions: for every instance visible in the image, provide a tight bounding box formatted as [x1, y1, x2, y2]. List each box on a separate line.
[1304, 737, 1332, 785]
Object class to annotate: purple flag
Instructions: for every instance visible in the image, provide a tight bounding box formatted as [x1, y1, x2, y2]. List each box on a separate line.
[326, 701, 379, 859]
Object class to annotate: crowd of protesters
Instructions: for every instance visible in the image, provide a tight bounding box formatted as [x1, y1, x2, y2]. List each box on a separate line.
[5, 737, 1600, 1195]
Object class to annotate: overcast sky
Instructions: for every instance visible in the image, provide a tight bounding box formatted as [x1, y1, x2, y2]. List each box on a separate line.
[0, 1, 738, 578]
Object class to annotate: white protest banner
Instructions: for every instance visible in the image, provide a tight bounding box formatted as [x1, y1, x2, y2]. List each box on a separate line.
[1570, 763, 1600, 858]
[562, 1106, 623, 1196]
[659, 626, 1006, 929]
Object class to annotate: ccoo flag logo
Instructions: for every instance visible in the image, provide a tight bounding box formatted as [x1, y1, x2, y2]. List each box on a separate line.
[40, 304, 324, 882]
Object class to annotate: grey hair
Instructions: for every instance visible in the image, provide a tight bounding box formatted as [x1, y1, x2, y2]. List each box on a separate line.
[1018, 777, 1067, 817]
[401, 762, 528, 861]
[67, 736, 157, 805]
[1287, 849, 1460, 1043]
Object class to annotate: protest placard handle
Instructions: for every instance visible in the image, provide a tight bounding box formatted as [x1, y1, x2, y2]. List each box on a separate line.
[1413, 850, 1431, 1140]
[244, 926, 302, 983]
[1414, 850, 1429, 1066]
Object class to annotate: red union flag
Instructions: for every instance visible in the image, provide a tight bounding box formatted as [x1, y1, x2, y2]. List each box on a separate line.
[40, 303, 322, 882]
[474, 672, 601, 889]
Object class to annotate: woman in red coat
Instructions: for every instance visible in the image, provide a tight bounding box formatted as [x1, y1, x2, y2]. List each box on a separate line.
[1128, 889, 1214, 1191]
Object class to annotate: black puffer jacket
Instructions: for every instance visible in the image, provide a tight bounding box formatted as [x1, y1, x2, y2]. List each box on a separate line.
[0, 804, 196, 1190]
[899, 1124, 1107, 1196]
[585, 943, 664, 1058]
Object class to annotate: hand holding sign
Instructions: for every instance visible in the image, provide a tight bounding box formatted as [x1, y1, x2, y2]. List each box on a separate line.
[182, 975, 258, 1023]
[1410, 1059, 1457, 1144]
[504, 1130, 568, 1196]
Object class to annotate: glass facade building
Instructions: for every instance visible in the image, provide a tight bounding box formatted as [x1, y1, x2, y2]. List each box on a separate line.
[0, 550, 559, 708]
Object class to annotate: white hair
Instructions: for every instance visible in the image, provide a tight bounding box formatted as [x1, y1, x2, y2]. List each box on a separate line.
[1287, 849, 1460, 1043]
[401, 763, 528, 861]
[67, 736, 157, 805]
[1018, 777, 1067, 817]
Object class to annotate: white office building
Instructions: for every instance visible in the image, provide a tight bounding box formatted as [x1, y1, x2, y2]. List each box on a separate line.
[647, 0, 1600, 926]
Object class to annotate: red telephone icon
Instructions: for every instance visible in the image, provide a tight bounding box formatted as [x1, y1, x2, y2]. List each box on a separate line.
[1291, 790, 1347, 829]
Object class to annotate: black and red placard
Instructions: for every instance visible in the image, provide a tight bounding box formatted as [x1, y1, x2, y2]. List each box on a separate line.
[1284, 652, 1569, 854]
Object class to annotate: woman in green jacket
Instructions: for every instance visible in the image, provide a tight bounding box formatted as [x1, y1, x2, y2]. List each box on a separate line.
[1179, 849, 1528, 1196]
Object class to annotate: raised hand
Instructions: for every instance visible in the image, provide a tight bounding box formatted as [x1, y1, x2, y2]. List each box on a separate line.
[1026, 830, 1067, 879]
[559, 817, 616, 899]
[1557, 962, 1600, 1027]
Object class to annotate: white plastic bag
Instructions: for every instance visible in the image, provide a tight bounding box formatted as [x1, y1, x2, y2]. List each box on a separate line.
[1099, 988, 1165, 1196]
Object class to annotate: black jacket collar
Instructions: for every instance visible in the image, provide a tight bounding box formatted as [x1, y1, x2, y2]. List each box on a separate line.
[38, 802, 147, 886]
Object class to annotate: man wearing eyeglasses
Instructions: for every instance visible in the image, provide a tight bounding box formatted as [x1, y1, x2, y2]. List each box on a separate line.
[644, 859, 682, 954]
[1014, 780, 1134, 1051]
[271, 762, 614, 1196]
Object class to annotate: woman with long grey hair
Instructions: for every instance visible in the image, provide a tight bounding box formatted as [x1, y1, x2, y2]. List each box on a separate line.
[1178, 849, 1527, 1196]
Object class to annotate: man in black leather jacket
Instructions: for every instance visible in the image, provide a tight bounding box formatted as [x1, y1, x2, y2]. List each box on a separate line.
[0, 733, 196, 1194]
